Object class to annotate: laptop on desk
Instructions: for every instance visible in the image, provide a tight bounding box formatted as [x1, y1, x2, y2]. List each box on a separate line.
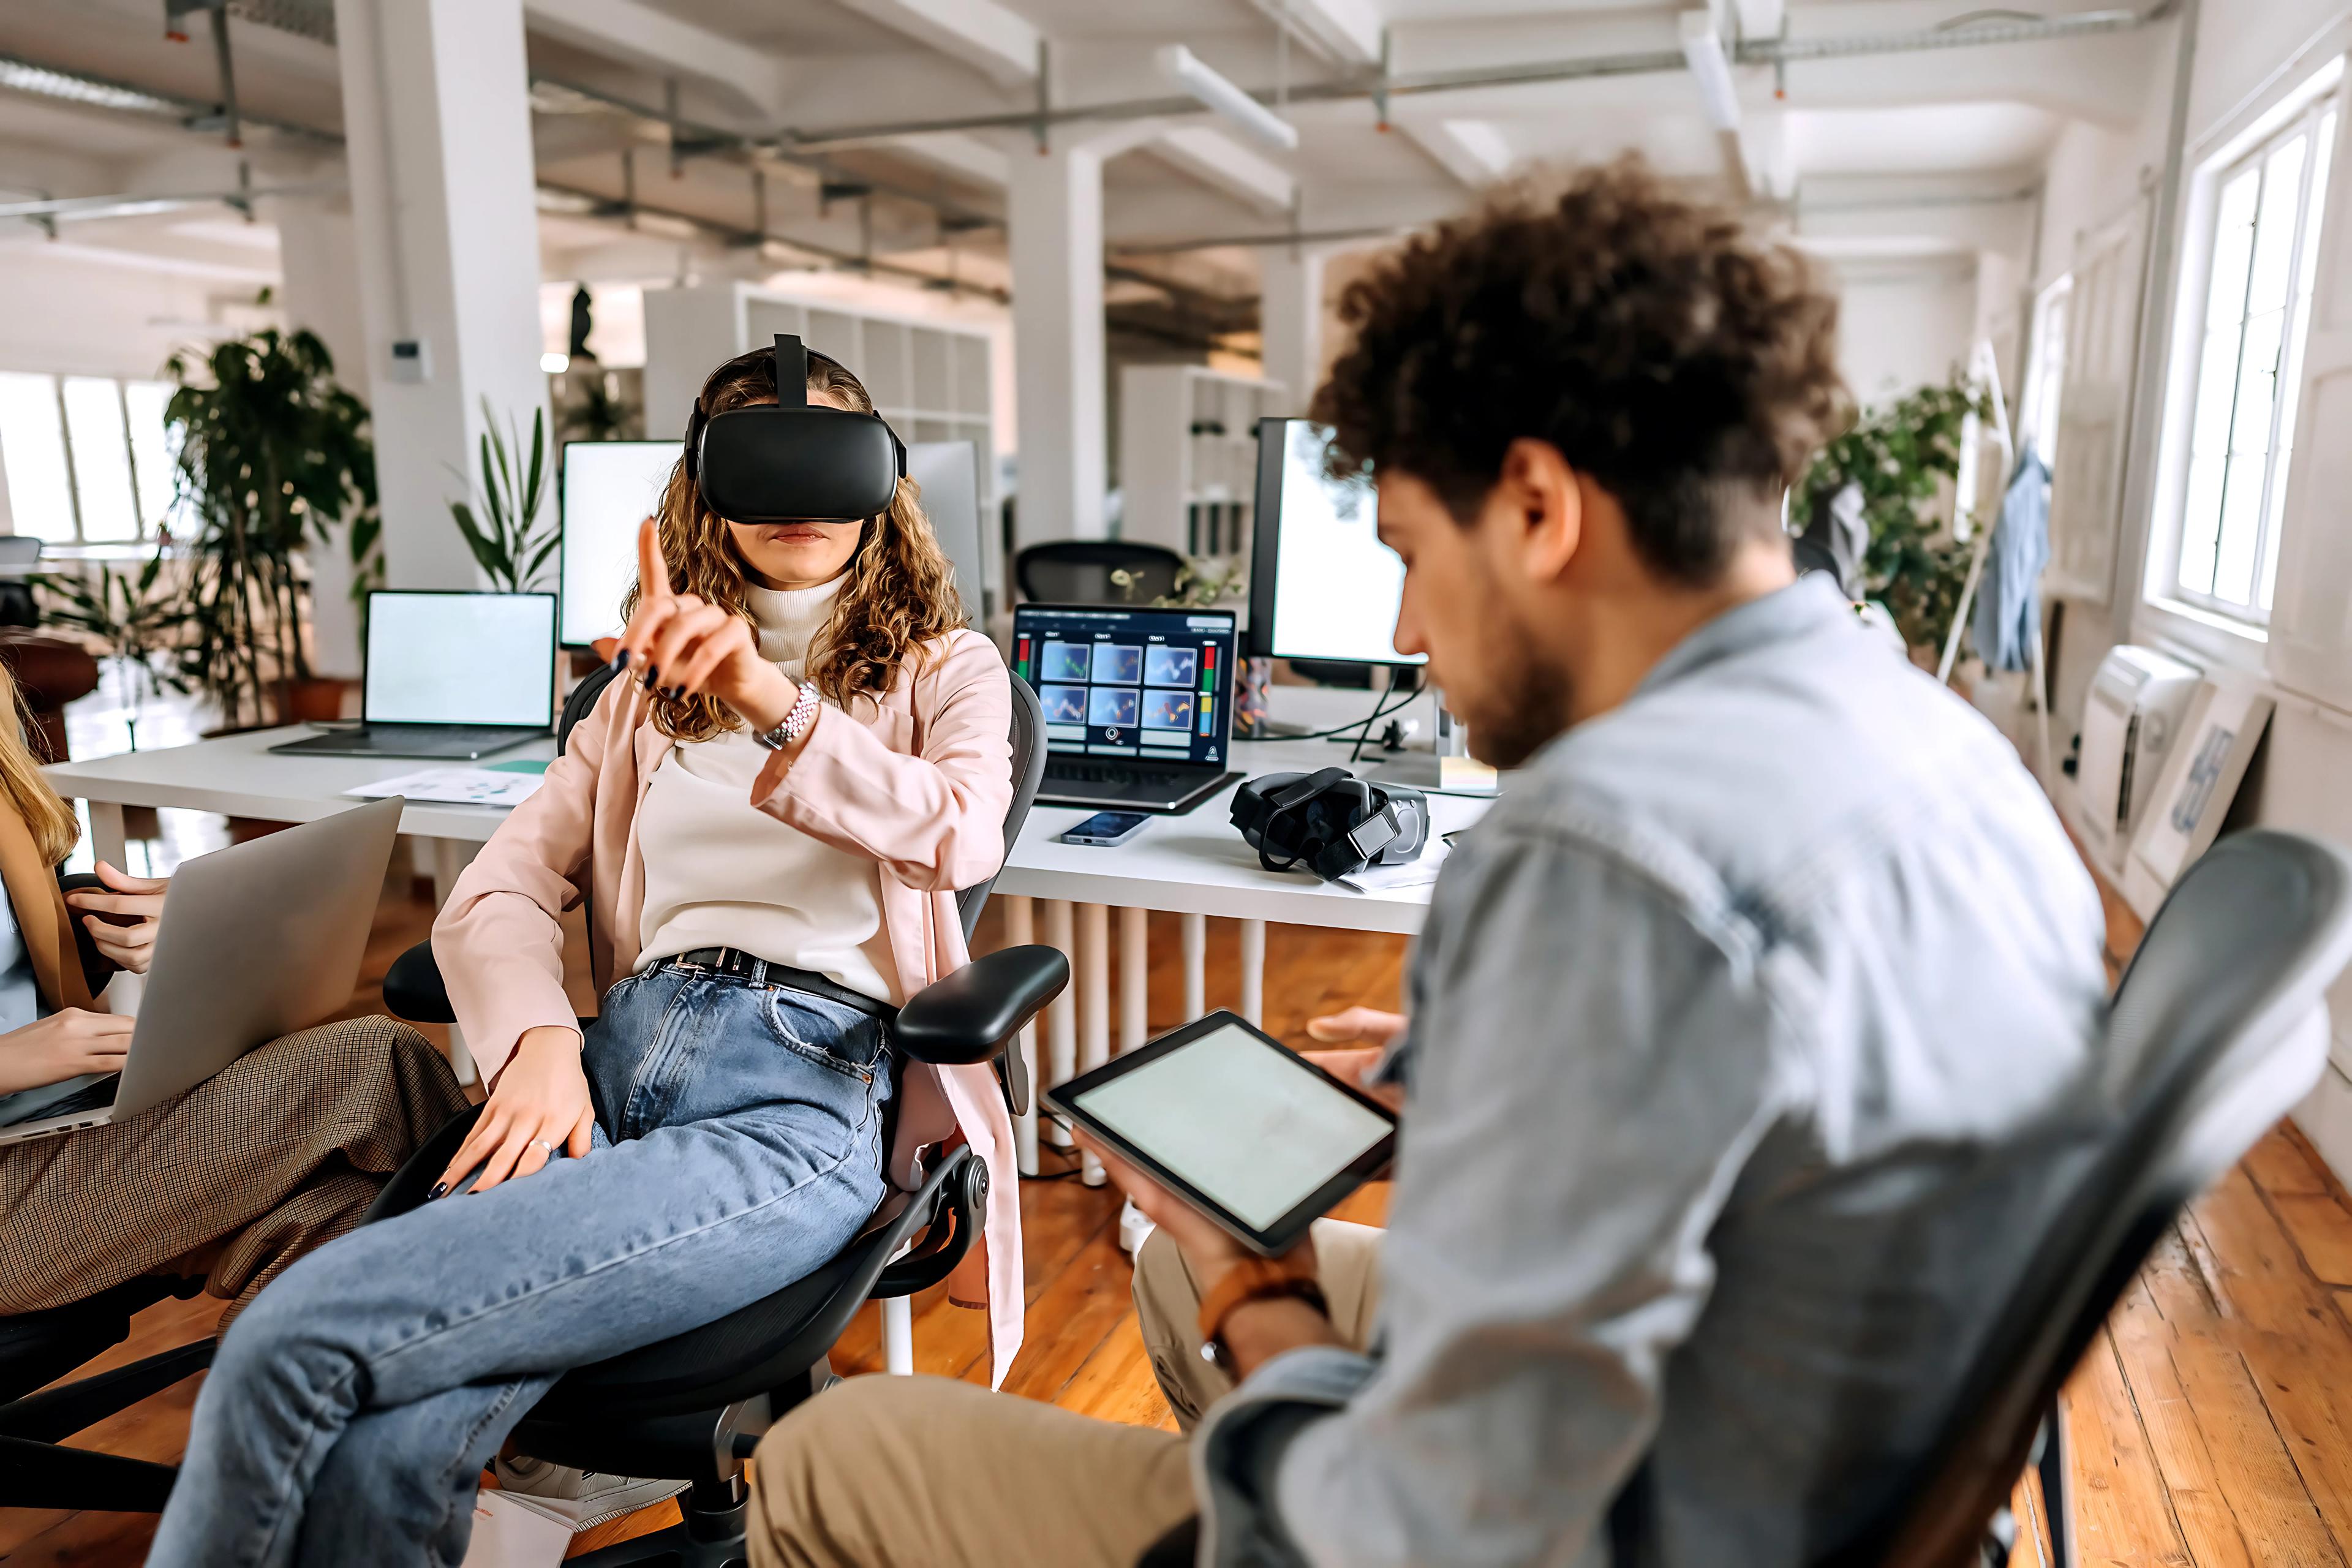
[1013, 604, 1242, 815]
[0, 797, 404, 1147]
[271, 590, 556, 760]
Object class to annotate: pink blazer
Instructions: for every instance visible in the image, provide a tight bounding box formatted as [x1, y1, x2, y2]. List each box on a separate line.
[432, 628, 1023, 1385]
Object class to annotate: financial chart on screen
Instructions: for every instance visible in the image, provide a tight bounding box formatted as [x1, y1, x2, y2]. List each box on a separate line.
[1011, 605, 1234, 766]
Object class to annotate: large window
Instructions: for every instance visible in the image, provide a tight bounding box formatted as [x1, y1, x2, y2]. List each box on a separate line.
[2171, 91, 2338, 620]
[2020, 276, 2071, 468]
[0, 372, 184, 546]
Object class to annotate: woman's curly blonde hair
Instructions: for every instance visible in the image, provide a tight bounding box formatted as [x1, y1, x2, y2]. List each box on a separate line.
[625, 345, 965, 742]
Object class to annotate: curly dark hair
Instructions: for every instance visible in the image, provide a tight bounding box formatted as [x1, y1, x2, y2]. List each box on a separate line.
[1311, 157, 1850, 584]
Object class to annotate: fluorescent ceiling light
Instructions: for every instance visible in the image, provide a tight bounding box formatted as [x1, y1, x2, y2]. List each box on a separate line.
[1155, 45, 1299, 153]
[1678, 12, 1741, 133]
[0, 56, 181, 117]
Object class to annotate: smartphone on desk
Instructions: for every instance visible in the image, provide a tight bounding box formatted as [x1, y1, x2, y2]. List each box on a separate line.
[1058, 810, 1152, 847]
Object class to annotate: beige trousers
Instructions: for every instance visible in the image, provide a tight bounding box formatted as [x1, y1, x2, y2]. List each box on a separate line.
[749, 1219, 1385, 1568]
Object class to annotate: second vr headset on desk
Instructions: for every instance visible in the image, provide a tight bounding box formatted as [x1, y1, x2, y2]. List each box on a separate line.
[1232, 767, 1428, 885]
[695, 334, 907, 522]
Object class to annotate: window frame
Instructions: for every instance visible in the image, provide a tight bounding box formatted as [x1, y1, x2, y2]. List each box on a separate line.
[0, 371, 175, 548]
[2147, 66, 2343, 635]
[2020, 274, 2073, 467]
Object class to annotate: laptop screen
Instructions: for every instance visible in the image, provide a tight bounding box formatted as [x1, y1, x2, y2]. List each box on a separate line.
[1012, 605, 1235, 769]
[365, 592, 556, 727]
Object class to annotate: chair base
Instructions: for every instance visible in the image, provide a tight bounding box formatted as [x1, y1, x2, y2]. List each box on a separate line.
[566, 1479, 750, 1568]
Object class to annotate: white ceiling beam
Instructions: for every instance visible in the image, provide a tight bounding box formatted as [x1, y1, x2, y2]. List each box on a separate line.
[1240, 0, 1383, 67]
[1679, 9, 1752, 199]
[1742, 109, 1796, 203]
[1150, 126, 1297, 216]
[521, 0, 787, 119]
[1397, 119, 1513, 189]
[827, 0, 1041, 89]
[881, 132, 1011, 188]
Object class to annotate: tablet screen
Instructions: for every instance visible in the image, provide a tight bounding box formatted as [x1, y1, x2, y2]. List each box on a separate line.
[1070, 1023, 1393, 1229]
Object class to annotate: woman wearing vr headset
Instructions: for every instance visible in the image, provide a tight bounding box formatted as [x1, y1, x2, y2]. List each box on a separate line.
[151, 346, 1017, 1566]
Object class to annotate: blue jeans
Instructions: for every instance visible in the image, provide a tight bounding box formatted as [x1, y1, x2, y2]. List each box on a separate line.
[149, 963, 892, 1568]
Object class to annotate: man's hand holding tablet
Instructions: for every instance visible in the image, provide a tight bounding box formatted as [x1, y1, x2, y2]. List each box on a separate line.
[1048, 1010, 1400, 1381]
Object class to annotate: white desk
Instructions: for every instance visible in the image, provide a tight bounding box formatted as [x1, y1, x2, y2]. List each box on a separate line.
[43, 726, 559, 897]
[43, 728, 1488, 1172]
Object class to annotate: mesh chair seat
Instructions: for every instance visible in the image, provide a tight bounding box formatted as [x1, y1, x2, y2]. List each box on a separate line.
[1014, 541, 1186, 605]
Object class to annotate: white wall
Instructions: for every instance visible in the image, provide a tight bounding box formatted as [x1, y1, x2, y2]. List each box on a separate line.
[0, 240, 258, 383]
[2030, 0, 2352, 1180]
[1831, 263, 1982, 409]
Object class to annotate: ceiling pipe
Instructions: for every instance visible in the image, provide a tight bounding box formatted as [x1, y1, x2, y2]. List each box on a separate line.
[0, 179, 345, 225]
[783, 0, 2180, 150]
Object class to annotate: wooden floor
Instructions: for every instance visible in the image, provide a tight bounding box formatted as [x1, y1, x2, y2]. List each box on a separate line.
[12, 863, 2352, 1566]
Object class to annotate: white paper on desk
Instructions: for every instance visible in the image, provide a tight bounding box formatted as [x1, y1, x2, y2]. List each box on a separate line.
[346, 767, 546, 809]
[460, 1490, 573, 1568]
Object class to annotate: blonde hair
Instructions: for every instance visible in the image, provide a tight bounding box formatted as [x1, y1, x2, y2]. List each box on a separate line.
[624, 347, 966, 743]
[0, 664, 78, 864]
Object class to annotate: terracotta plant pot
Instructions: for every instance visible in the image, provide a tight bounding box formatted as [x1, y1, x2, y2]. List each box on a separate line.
[274, 677, 351, 725]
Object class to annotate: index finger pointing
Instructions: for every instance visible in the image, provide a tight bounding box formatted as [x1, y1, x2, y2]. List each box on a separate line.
[637, 518, 671, 606]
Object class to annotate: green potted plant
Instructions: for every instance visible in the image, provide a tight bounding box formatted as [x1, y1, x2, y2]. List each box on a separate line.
[34, 551, 189, 752]
[449, 401, 561, 593]
[1798, 375, 1988, 661]
[163, 318, 380, 729]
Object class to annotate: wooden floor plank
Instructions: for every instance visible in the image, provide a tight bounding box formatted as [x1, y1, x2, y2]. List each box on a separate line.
[2065, 1324, 2194, 1568]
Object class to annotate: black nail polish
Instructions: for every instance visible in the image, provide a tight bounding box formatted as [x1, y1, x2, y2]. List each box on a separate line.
[428, 1182, 448, 1200]
[608, 650, 630, 673]
[640, 664, 660, 689]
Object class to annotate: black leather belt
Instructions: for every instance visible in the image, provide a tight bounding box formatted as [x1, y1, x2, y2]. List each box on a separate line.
[669, 947, 895, 1020]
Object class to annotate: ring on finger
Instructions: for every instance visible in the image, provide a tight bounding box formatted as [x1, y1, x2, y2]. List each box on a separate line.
[529, 1138, 557, 1155]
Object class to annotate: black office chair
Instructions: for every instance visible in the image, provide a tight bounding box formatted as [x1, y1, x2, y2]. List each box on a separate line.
[372, 662, 1058, 1567]
[1817, 828, 2352, 1568]
[1014, 540, 1186, 605]
[0, 873, 209, 1515]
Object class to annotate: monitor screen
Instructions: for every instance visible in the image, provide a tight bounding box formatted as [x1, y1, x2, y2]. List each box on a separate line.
[365, 592, 555, 726]
[1248, 419, 1425, 666]
[560, 440, 679, 647]
[1011, 606, 1234, 768]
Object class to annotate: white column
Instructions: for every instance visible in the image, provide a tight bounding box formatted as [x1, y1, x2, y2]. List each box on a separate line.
[1042, 899, 1076, 1147]
[1006, 143, 1109, 546]
[331, 0, 551, 592]
[1240, 919, 1265, 1027]
[1077, 902, 1110, 1185]
[1119, 905, 1148, 1052]
[273, 198, 371, 679]
[1004, 895, 1040, 1177]
[1258, 247, 1327, 415]
[1182, 913, 1207, 1019]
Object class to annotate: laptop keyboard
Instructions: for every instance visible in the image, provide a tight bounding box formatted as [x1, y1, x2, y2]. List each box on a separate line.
[1044, 760, 1196, 791]
[0, 1072, 118, 1128]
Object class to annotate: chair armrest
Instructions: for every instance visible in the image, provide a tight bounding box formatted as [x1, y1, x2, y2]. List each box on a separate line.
[893, 945, 1068, 1067]
[382, 938, 456, 1025]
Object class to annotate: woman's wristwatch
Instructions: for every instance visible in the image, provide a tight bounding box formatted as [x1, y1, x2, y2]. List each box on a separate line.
[753, 680, 823, 752]
[1197, 1258, 1329, 1377]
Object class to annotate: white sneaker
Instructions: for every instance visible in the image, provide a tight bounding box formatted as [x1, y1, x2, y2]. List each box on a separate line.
[491, 1453, 690, 1532]
[1119, 1197, 1156, 1256]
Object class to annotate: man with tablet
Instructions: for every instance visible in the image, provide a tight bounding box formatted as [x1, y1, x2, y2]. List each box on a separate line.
[748, 160, 2107, 1568]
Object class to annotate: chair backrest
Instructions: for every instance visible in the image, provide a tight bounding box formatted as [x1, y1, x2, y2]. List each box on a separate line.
[557, 658, 1038, 944]
[1014, 540, 1185, 605]
[1830, 829, 2352, 1566]
[956, 671, 1044, 940]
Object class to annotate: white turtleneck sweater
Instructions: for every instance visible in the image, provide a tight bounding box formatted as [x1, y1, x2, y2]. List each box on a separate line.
[633, 575, 899, 1003]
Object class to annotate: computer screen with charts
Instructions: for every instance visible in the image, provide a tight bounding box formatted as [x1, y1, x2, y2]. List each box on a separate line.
[1011, 605, 1234, 767]
[1248, 418, 1425, 667]
[560, 440, 679, 647]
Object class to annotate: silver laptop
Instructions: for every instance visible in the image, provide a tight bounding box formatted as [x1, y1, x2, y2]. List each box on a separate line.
[270, 590, 556, 760]
[0, 797, 405, 1147]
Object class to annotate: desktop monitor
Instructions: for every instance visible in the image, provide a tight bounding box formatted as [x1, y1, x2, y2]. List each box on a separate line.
[364, 590, 556, 726]
[908, 440, 986, 620]
[560, 440, 679, 647]
[1247, 418, 1425, 668]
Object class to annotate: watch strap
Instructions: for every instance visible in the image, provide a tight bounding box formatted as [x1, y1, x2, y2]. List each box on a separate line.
[755, 680, 823, 751]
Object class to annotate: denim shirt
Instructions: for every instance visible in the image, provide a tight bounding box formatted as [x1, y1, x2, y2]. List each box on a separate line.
[1196, 575, 2109, 1567]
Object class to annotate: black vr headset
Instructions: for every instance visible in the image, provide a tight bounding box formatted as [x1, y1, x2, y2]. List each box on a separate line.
[694, 334, 907, 522]
[1232, 768, 1428, 885]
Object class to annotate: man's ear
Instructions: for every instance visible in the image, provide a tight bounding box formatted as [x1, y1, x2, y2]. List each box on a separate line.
[1499, 437, 1582, 585]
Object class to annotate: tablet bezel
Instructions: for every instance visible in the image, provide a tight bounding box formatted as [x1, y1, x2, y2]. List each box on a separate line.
[1042, 1008, 1398, 1258]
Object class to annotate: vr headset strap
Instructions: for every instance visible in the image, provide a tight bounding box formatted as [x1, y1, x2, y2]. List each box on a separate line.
[1316, 802, 1403, 881]
[773, 335, 809, 408]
